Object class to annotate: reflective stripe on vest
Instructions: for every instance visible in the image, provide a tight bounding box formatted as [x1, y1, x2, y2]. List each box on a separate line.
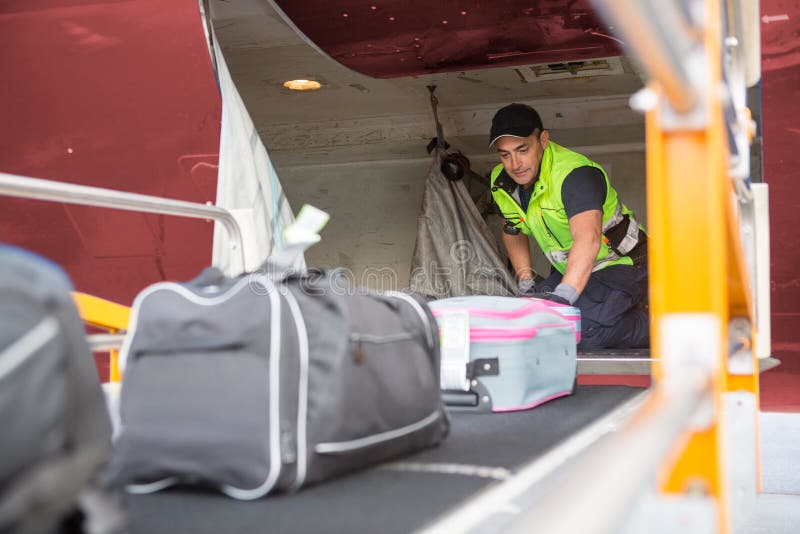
[602, 204, 642, 256]
[545, 249, 569, 265]
[593, 250, 621, 271]
[617, 215, 641, 256]
[602, 204, 625, 232]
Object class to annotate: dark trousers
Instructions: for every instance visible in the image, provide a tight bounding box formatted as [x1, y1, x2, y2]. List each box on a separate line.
[539, 264, 650, 350]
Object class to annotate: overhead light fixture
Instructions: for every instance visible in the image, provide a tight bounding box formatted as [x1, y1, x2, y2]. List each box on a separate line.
[283, 79, 322, 91]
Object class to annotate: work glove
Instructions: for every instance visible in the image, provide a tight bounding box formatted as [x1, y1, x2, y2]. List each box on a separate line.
[516, 278, 536, 296]
[532, 292, 570, 305]
[532, 283, 579, 306]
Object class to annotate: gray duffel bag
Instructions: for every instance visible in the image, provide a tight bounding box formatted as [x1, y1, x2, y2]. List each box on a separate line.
[0, 245, 114, 534]
[110, 267, 449, 499]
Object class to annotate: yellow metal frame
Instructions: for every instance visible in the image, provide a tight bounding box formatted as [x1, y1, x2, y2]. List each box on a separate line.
[647, 1, 759, 531]
[72, 291, 131, 382]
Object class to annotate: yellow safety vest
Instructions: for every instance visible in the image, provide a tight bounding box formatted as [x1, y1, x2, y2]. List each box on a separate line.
[490, 141, 644, 274]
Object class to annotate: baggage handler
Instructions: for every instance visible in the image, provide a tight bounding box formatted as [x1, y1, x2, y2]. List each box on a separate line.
[488, 103, 649, 349]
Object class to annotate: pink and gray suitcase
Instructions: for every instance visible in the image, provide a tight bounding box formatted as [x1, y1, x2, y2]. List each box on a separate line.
[538, 300, 582, 344]
[428, 296, 579, 413]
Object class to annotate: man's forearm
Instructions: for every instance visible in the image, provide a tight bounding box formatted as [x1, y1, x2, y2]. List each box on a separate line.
[501, 231, 533, 280]
[562, 235, 600, 294]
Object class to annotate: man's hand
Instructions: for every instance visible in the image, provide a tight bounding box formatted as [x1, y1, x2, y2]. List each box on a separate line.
[502, 231, 534, 285]
[516, 278, 536, 296]
[532, 283, 579, 305]
[532, 292, 570, 305]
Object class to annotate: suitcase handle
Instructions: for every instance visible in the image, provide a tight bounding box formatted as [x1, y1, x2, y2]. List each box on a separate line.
[441, 390, 478, 407]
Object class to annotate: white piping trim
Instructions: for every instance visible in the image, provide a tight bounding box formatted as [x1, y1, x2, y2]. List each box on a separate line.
[0, 317, 59, 380]
[283, 290, 309, 492]
[385, 292, 434, 349]
[126, 476, 181, 494]
[315, 410, 441, 454]
[221, 278, 282, 500]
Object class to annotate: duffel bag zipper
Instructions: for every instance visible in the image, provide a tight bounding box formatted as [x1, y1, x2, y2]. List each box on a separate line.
[349, 333, 416, 365]
[384, 292, 435, 349]
[350, 332, 416, 344]
[132, 341, 245, 358]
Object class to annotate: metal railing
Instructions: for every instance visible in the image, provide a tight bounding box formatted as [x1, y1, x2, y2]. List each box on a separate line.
[87, 333, 126, 352]
[590, 0, 702, 113]
[0, 172, 245, 269]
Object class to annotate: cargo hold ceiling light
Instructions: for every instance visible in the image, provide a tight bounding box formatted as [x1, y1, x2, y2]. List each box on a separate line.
[283, 79, 322, 91]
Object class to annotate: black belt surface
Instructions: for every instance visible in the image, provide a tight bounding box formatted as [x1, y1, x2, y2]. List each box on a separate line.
[125, 385, 642, 534]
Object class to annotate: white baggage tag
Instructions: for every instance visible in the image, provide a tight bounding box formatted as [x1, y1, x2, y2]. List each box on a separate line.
[283, 204, 330, 245]
[439, 310, 470, 391]
[270, 205, 330, 269]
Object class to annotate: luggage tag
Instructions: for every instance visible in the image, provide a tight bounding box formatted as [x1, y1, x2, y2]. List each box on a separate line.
[283, 204, 330, 246]
[265, 205, 330, 276]
[438, 310, 470, 391]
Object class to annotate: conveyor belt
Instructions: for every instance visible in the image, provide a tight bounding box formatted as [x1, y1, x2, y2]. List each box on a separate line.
[124, 385, 643, 534]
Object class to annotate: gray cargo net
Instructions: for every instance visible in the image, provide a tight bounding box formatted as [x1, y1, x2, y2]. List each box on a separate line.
[410, 150, 515, 299]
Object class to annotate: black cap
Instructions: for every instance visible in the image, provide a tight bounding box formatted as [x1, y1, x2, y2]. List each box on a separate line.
[489, 103, 544, 147]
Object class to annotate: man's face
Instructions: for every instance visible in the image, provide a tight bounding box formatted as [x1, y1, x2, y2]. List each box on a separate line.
[495, 130, 549, 187]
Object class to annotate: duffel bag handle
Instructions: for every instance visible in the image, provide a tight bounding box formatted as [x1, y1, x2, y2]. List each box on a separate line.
[188, 266, 226, 287]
